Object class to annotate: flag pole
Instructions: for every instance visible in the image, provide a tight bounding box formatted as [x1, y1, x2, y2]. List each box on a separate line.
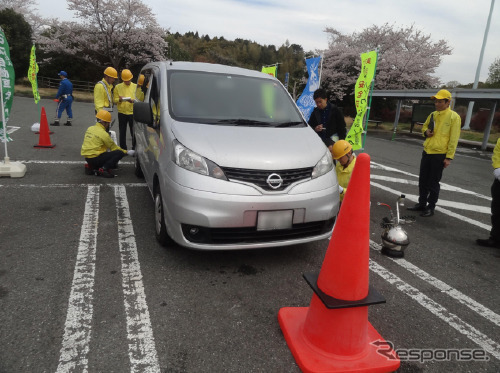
[0, 73, 8, 159]
[361, 47, 379, 151]
[318, 53, 323, 87]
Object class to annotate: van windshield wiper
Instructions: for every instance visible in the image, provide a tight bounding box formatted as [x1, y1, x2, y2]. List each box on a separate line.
[274, 121, 304, 127]
[215, 119, 273, 126]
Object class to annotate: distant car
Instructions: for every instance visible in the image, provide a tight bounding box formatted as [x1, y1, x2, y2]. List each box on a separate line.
[133, 61, 340, 250]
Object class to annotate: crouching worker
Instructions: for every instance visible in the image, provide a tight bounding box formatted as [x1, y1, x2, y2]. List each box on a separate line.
[81, 110, 135, 178]
[332, 140, 356, 202]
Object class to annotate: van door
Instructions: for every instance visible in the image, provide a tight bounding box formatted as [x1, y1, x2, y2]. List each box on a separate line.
[134, 68, 162, 186]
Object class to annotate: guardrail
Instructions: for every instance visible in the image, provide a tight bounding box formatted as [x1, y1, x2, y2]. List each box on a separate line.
[38, 76, 95, 93]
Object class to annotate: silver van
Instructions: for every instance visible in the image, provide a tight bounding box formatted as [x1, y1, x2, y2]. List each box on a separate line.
[133, 61, 340, 250]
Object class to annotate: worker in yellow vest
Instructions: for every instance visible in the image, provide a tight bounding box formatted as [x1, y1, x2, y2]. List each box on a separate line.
[94, 67, 117, 113]
[332, 140, 356, 202]
[113, 69, 137, 150]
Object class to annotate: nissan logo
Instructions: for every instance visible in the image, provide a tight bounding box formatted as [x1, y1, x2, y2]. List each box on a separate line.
[267, 173, 283, 189]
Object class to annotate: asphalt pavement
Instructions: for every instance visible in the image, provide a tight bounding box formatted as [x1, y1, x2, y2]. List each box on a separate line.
[0, 96, 499, 373]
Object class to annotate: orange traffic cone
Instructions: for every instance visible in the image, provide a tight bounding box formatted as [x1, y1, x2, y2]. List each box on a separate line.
[34, 107, 55, 148]
[278, 153, 400, 373]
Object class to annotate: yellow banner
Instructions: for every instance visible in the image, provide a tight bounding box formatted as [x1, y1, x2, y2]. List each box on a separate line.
[27, 45, 40, 104]
[345, 50, 377, 150]
[261, 65, 277, 78]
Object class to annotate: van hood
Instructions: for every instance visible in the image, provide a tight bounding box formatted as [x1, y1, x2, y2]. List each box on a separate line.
[171, 122, 327, 170]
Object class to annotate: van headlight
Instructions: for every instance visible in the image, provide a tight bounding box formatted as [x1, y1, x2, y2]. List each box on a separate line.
[311, 150, 334, 179]
[173, 140, 227, 180]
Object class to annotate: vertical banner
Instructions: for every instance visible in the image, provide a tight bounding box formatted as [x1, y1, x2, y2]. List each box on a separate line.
[284, 72, 289, 90]
[296, 56, 321, 121]
[345, 50, 377, 150]
[0, 27, 15, 142]
[28, 44, 40, 104]
[261, 65, 277, 77]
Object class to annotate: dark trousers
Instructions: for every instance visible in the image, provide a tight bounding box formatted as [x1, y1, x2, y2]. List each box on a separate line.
[490, 179, 500, 241]
[118, 113, 135, 150]
[417, 152, 446, 210]
[56, 97, 73, 120]
[85, 150, 125, 170]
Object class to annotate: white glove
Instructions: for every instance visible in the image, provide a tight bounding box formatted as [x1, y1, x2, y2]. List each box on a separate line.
[494, 168, 500, 181]
[127, 150, 136, 157]
[338, 185, 344, 194]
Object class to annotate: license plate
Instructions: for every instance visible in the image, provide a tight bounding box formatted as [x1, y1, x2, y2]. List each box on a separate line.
[257, 210, 293, 231]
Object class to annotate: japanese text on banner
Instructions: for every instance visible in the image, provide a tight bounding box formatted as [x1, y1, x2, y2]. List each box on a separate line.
[0, 27, 15, 142]
[261, 66, 277, 77]
[28, 45, 40, 104]
[345, 50, 377, 150]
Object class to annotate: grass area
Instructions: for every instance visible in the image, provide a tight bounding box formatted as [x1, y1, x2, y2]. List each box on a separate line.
[15, 85, 94, 103]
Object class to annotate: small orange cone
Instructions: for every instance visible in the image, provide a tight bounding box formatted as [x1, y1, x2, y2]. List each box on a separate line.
[278, 153, 400, 373]
[34, 107, 55, 148]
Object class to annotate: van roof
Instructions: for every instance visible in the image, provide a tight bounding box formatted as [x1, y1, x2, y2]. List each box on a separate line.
[145, 61, 276, 80]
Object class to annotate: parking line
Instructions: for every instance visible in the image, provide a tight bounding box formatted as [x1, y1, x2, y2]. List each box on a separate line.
[370, 259, 500, 360]
[370, 181, 491, 231]
[371, 161, 491, 201]
[113, 185, 160, 372]
[56, 185, 100, 372]
[370, 240, 500, 328]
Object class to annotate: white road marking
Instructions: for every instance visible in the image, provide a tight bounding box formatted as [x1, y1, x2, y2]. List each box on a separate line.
[0, 183, 147, 188]
[56, 185, 100, 372]
[370, 259, 500, 360]
[370, 181, 491, 231]
[6, 126, 20, 134]
[370, 240, 500, 328]
[371, 161, 491, 201]
[20, 160, 134, 165]
[113, 185, 160, 373]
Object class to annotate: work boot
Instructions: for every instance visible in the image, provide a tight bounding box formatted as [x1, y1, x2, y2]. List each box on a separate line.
[476, 237, 500, 248]
[64, 120, 72, 126]
[98, 168, 115, 178]
[84, 164, 93, 175]
[51, 120, 60, 126]
[407, 203, 426, 211]
[420, 208, 434, 217]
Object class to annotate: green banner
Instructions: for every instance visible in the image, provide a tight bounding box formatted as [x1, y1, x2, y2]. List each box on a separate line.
[345, 50, 377, 150]
[261, 65, 277, 77]
[0, 27, 15, 142]
[28, 44, 40, 104]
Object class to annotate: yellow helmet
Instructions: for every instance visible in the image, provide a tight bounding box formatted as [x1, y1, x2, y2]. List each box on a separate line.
[104, 67, 118, 79]
[96, 109, 112, 123]
[121, 69, 133, 81]
[137, 74, 145, 86]
[332, 140, 352, 160]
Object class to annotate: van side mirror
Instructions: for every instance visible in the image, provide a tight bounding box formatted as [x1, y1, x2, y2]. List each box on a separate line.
[134, 102, 153, 126]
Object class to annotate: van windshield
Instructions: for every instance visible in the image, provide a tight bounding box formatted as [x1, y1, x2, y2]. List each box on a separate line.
[168, 70, 305, 127]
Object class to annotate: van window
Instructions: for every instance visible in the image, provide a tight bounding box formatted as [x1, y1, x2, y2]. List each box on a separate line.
[168, 71, 305, 127]
[150, 75, 160, 127]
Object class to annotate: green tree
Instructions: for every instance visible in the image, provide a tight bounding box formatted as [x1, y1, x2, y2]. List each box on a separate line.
[0, 8, 32, 81]
[486, 57, 500, 86]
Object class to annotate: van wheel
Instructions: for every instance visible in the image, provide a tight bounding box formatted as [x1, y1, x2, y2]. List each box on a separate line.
[135, 157, 144, 178]
[154, 188, 172, 246]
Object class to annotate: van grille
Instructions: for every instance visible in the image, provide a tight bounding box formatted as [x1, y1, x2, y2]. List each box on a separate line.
[221, 167, 313, 191]
[181, 218, 335, 245]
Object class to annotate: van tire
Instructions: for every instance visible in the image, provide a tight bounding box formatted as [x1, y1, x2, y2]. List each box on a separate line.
[135, 157, 144, 178]
[154, 188, 173, 246]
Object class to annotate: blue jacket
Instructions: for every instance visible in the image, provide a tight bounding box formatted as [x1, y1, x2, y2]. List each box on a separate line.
[56, 78, 73, 99]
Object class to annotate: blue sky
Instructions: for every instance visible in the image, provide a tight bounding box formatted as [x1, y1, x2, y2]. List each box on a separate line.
[38, 0, 500, 86]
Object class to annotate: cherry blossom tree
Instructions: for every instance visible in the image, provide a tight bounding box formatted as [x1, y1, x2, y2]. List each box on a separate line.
[321, 23, 452, 101]
[37, 0, 168, 71]
[0, 0, 47, 36]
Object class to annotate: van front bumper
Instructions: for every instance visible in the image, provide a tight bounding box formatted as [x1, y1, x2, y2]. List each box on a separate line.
[163, 179, 338, 250]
